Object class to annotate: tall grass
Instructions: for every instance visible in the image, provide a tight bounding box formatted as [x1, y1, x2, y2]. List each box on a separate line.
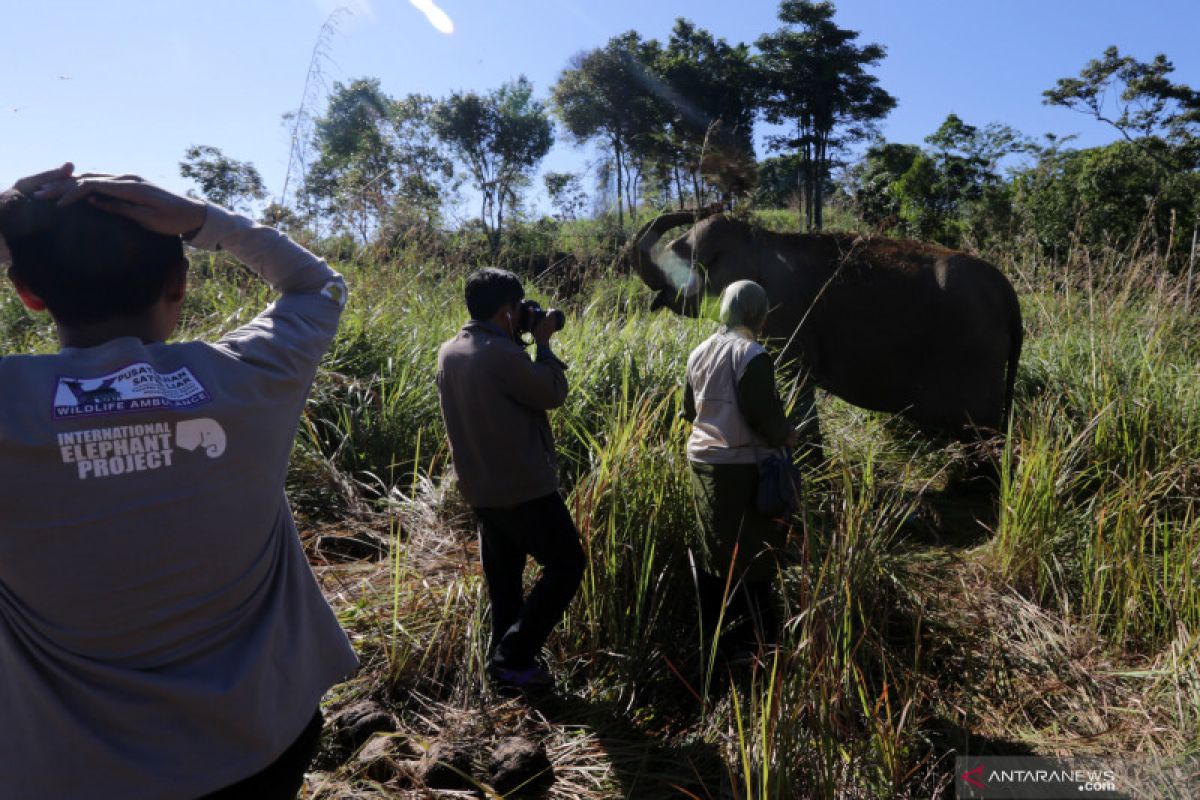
[995, 267, 1200, 652]
[4, 223, 1197, 796]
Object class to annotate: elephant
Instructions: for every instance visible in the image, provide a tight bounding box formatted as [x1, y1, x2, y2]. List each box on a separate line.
[626, 210, 1023, 443]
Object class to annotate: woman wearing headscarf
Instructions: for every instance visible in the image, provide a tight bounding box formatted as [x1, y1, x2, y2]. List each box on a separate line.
[682, 280, 798, 662]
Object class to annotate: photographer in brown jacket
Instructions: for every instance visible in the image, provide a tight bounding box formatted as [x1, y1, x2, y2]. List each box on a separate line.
[436, 268, 585, 691]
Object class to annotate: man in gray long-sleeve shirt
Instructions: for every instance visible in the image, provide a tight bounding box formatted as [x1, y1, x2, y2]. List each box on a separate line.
[0, 165, 357, 799]
[436, 268, 586, 691]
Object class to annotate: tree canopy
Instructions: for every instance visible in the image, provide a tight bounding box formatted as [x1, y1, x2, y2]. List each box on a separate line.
[552, 31, 666, 226]
[1044, 46, 1200, 170]
[304, 78, 453, 242]
[432, 76, 554, 253]
[756, 0, 895, 230]
[179, 145, 266, 212]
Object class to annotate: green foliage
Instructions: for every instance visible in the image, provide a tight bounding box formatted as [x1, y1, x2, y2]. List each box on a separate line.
[431, 76, 554, 253]
[1013, 45, 1200, 263]
[1011, 138, 1200, 259]
[544, 171, 589, 221]
[179, 145, 266, 212]
[1044, 45, 1200, 170]
[652, 19, 762, 205]
[842, 142, 920, 230]
[754, 153, 805, 209]
[552, 30, 667, 226]
[304, 79, 453, 242]
[756, 0, 896, 231]
[842, 115, 1028, 247]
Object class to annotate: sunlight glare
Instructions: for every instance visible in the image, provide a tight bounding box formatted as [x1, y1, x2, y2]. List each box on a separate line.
[409, 0, 454, 34]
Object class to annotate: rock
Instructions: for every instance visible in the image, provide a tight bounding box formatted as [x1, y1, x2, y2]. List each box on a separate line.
[488, 736, 553, 796]
[419, 740, 476, 791]
[354, 734, 404, 783]
[316, 533, 385, 561]
[328, 701, 399, 754]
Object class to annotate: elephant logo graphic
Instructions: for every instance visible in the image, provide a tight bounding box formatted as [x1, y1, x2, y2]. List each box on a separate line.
[176, 418, 227, 458]
[63, 378, 123, 405]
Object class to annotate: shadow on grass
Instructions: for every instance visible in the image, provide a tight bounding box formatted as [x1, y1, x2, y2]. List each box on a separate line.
[525, 689, 729, 800]
[900, 482, 1000, 550]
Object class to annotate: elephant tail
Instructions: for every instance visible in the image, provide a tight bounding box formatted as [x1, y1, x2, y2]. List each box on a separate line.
[1002, 298, 1024, 432]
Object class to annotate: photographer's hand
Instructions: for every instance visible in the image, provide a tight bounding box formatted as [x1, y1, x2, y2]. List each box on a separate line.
[33, 174, 207, 238]
[532, 314, 557, 347]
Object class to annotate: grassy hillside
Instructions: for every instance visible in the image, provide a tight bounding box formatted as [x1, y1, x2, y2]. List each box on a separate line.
[6, 221, 1196, 797]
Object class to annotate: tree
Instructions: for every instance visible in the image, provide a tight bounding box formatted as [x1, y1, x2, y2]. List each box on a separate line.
[654, 19, 762, 208]
[179, 145, 266, 212]
[544, 172, 588, 221]
[1012, 140, 1200, 259]
[899, 114, 1028, 243]
[841, 142, 920, 229]
[1044, 46, 1200, 171]
[552, 31, 667, 227]
[756, 0, 895, 230]
[304, 78, 453, 242]
[1040, 48, 1200, 260]
[432, 76, 554, 253]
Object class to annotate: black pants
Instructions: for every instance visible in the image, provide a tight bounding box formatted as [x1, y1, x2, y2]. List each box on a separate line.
[474, 492, 586, 670]
[696, 569, 778, 658]
[197, 711, 323, 800]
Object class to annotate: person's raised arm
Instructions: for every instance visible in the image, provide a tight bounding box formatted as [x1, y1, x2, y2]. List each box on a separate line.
[36, 171, 347, 376]
[498, 335, 569, 411]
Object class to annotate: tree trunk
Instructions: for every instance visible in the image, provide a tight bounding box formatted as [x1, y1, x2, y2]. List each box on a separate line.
[625, 161, 640, 221]
[674, 163, 685, 210]
[494, 193, 504, 256]
[813, 137, 825, 231]
[614, 137, 624, 228]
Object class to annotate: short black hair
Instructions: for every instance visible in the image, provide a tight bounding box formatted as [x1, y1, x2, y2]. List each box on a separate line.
[0, 190, 185, 327]
[464, 267, 523, 321]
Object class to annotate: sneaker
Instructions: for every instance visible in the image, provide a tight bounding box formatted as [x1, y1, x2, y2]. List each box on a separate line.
[487, 663, 554, 691]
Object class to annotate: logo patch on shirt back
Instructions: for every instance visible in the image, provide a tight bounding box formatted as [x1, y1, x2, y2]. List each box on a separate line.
[56, 418, 228, 480]
[52, 363, 211, 420]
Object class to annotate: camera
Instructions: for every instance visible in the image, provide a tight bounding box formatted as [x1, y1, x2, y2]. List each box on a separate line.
[516, 299, 566, 335]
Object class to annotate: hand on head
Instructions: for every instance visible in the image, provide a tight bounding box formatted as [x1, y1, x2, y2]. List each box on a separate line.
[6, 162, 208, 240]
[33, 172, 207, 239]
[11, 162, 75, 194]
[2, 163, 75, 263]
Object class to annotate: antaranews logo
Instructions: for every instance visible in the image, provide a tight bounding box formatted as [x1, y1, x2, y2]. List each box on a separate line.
[961, 763, 985, 790]
[954, 757, 1120, 798]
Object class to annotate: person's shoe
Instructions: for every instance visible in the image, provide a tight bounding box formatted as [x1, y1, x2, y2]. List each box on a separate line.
[487, 663, 554, 693]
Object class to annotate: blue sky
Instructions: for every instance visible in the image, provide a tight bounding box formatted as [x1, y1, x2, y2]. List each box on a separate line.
[2, 0, 1197, 219]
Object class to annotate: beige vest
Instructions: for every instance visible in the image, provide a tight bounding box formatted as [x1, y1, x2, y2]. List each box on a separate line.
[686, 328, 770, 464]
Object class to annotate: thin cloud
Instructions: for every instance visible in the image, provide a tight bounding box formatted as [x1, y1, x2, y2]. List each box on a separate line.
[409, 0, 454, 35]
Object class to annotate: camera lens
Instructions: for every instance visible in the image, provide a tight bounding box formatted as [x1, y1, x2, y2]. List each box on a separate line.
[518, 300, 566, 333]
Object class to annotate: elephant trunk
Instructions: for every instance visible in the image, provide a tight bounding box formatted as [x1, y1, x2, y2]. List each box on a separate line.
[624, 208, 718, 315]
